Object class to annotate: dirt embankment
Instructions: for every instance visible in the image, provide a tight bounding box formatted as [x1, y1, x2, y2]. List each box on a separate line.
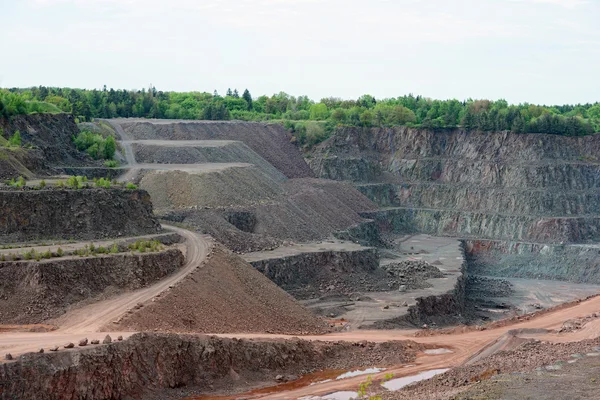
[0, 333, 421, 400]
[112, 245, 328, 334]
[0, 188, 161, 243]
[0, 249, 184, 324]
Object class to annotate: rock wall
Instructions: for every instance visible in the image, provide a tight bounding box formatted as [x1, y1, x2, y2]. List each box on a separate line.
[0, 114, 96, 174]
[406, 258, 467, 326]
[0, 188, 161, 243]
[0, 333, 420, 400]
[0, 249, 184, 323]
[361, 208, 600, 244]
[311, 127, 600, 243]
[465, 239, 600, 284]
[248, 246, 380, 295]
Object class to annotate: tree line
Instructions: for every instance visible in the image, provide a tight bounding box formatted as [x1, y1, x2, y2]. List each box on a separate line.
[2, 86, 599, 141]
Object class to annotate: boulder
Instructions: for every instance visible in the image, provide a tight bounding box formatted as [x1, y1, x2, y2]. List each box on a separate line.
[103, 335, 112, 344]
[79, 338, 88, 347]
[64, 343, 75, 349]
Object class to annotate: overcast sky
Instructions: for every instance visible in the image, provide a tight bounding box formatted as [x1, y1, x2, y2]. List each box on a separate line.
[1, 0, 598, 104]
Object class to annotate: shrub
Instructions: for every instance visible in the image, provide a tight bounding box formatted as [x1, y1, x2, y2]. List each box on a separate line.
[9, 131, 21, 147]
[39, 180, 46, 189]
[66, 176, 83, 189]
[104, 160, 119, 168]
[56, 180, 65, 188]
[95, 177, 111, 189]
[73, 131, 117, 160]
[126, 182, 138, 190]
[0, 254, 5, 262]
[56, 247, 64, 257]
[110, 243, 118, 254]
[42, 250, 52, 259]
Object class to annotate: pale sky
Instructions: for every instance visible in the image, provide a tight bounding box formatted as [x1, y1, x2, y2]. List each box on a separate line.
[1, 0, 598, 104]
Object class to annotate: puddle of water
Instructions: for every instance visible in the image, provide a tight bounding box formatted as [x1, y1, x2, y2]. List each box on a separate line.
[335, 367, 384, 380]
[299, 391, 358, 400]
[381, 368, 450, 391]
[187, 369, 346, 400]
[423, 348, 453, 355]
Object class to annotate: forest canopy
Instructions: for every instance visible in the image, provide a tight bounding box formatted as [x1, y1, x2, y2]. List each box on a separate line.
[2, 86, 598, 143]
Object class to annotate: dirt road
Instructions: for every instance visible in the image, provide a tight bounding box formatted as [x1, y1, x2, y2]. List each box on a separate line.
[0, 225, 211, 357]
[202, 294, 600, 399]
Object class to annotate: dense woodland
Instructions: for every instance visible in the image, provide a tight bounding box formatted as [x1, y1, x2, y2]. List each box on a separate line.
[1, 86, 599, 146]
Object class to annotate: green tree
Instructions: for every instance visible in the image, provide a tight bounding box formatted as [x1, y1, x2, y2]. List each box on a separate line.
[242, 89, 253, 110]
[309, 103, 329, 120]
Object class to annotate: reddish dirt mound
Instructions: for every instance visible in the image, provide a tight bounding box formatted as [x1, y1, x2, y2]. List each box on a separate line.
[112, 245, 328, 334]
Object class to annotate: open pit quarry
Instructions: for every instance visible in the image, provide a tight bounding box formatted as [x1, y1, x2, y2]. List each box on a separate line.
[2, 117, 600, 399]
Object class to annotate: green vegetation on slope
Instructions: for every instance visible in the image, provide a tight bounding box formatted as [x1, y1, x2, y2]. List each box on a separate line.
[3, 86, 600, 146]
[73, 131, 116, 160]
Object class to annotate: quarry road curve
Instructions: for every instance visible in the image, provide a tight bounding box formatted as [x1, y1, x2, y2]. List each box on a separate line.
[53, 224, 211, 333]
[207, 294, 600, 399]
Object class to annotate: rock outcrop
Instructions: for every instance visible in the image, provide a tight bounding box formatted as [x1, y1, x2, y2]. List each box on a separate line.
[0, 333, 421, 400]
[0, 188, 161, 243]
[0, 114, 99, 179]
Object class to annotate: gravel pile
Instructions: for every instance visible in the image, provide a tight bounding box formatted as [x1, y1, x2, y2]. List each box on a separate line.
[382, 260, 445, 290]
[140, 166, 285, 210]
[120, 120, 314, 178]
[132, 141, 286, 181]
[114, 245, 328, 334]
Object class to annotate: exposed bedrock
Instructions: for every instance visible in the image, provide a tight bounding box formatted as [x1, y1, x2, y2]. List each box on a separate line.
[357, 183, 600, 216]
[362, 208, 600, 244]
[309, 127, 600, 243]
[0, 188, 161, 243]
[0, 333, 420, 400]
[465, 239, 600, 284]
[0, 249, 184, 324]
[245, 245, 381, 298]
[116, 119, 315, 178]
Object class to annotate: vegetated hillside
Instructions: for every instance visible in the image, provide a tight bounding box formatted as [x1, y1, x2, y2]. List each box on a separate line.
[0, 188, 161, 243]
[116, 119, 315, 178]
[113, 245, 328, 334]
[309, 126, 600, 243]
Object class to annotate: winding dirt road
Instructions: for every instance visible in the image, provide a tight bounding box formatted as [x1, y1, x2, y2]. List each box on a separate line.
[0, 225, 211, 356]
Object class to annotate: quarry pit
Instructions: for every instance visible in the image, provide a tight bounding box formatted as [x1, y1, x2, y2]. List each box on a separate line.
[2, 117, 600, 400]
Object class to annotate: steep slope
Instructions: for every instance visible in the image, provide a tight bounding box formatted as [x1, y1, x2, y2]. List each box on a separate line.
[310, 127, 600, 243]
[116, 119, 314, 178]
